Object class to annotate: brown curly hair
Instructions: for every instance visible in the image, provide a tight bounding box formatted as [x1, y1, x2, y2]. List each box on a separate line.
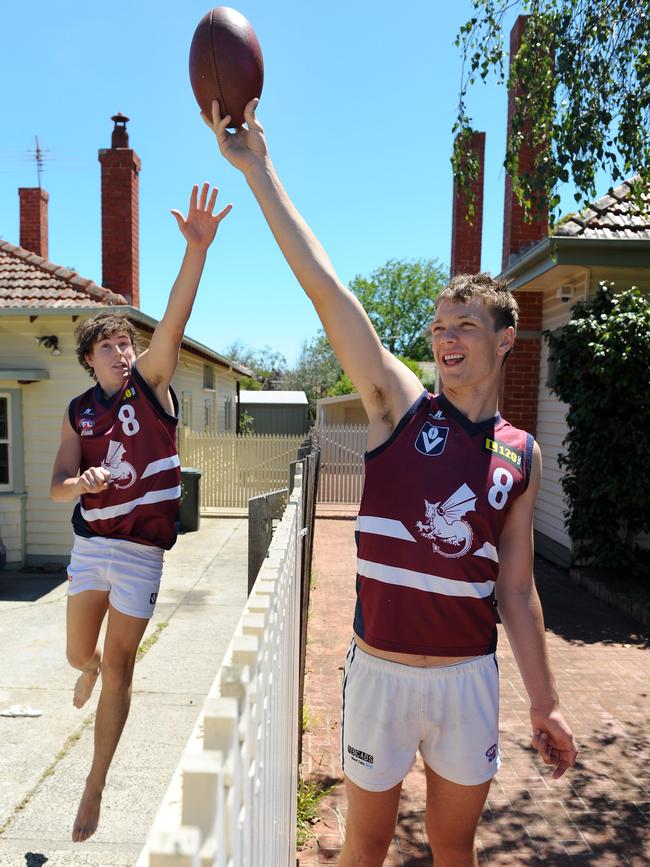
[436, 272, 519, 331]
[75, 313, 140, 380]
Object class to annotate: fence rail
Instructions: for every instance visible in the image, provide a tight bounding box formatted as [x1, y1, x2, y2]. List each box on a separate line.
[313, 423, 367, 504]
[138, 470, 306, 867]
[178, 428, 304, 509]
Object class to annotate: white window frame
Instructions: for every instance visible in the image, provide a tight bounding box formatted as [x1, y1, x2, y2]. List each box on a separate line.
[203, 364, 215, 391]
[0, 392, 13, 492]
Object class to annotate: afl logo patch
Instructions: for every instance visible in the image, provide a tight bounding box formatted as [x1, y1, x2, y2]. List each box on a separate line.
[415, 423, 449, 456]
[486, 744, 498, 762]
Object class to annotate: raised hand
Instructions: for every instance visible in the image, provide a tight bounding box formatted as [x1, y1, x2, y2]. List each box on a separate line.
[171, 183, 232, 250]
[203, 98, 268, 174]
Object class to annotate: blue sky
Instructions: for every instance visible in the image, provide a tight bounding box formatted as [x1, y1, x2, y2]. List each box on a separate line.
[0, 1, 579, 365]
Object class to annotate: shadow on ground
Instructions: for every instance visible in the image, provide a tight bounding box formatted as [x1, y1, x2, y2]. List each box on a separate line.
[480, 718, 650, 866]
[0, 571, 66, 602]
[534, 556, 650, 648]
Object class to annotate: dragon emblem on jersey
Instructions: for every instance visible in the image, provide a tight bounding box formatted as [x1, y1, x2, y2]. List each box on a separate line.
[415, 483, 477, 558]
[101, 440, 137, 490]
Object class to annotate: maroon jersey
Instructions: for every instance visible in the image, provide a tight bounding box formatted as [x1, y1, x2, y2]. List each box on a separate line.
[354, 391, 534, 656]
[69, 365, 181, 549]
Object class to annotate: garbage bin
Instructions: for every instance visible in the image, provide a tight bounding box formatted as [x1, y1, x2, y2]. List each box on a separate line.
[179, 467, 202, 533]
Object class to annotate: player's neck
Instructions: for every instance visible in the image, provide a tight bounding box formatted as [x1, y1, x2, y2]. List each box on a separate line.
[440, 381, 500, 424]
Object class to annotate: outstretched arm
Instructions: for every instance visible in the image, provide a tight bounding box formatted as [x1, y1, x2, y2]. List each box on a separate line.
[204, 100, 422, 444]
[496, 444, 578, 779]
[136, 183, 231, 410]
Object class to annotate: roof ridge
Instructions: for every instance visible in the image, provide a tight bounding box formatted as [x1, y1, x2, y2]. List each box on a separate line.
[0, 237, 127, 305]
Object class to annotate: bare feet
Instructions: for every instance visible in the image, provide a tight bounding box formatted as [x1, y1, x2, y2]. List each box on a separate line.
[72, 783, 102, 842]
[73, 667, 100, 709]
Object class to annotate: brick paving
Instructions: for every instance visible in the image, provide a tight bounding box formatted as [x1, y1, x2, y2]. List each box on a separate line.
[299, 517, 650, 866]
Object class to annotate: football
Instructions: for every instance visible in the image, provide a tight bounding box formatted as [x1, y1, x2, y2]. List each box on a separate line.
[189, 6, 264, 128]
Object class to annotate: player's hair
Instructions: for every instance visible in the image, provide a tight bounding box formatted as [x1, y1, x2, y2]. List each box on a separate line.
[75, 312, 139, 380]
[436, 273, 519, 331]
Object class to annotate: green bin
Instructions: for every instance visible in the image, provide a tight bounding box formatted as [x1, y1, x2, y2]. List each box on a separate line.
[179, 467, 202, 533]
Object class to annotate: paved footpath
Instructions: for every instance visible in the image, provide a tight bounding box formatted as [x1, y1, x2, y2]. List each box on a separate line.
[299, 517, 650, 867]
[0, 518, 248, 867]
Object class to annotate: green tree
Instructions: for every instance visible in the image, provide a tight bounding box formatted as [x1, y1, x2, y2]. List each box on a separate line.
[224, 340, 287, 390]
[454, 2, 650, 220]
[545, 283, 650, 579]
[327, 357, 426, 397]
[285, 332, 343, 420]
[349, 259, 446, 360]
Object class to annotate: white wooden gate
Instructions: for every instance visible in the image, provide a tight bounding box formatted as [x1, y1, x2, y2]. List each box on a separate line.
[178, 428, 304, 509]
[313, 424, 367, 504]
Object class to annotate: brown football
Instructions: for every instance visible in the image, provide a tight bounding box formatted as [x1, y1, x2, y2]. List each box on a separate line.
[189, 6, 264, 129]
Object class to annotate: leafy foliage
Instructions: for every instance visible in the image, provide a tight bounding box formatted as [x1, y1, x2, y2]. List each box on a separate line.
[224, 340, 287, 390]
[349, 259, 446, 359]
[285, 332, 343, 420]
[327, 357, 425, 397]
[454, 1, 650, 222]
[544, 283, 650, 579]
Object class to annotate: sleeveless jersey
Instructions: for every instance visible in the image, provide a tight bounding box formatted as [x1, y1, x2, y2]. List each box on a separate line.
[69, 365, 181, 550]
[354, 391, 534, 656]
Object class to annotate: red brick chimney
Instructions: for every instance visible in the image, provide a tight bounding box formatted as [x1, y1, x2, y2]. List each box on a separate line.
[18, 187, 49, 259]
[98, 113, 140, 307]
[450, 131, 485, 276]
[501, 15, 548, 270]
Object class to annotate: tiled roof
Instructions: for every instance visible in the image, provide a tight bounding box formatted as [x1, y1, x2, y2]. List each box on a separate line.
[0, 239, 127, 308]
[554, 179, 650, 241]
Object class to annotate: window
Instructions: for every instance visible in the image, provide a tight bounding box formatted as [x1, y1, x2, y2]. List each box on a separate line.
[224, 396, 233, 432]
[204, 397, 216, 433]
[0, 394, 11, 490]
[181, 392, 193, 428]
[203, 364, 215, 390]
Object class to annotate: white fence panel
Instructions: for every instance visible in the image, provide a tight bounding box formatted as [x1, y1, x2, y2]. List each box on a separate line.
[313, 424, 367, 504]
[138, 472, 303, 867]
[178, 429, 304, 509]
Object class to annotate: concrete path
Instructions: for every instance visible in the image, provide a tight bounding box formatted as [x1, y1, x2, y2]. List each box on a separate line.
[0, 518, 248, 867]
[299, 517, 650, 867]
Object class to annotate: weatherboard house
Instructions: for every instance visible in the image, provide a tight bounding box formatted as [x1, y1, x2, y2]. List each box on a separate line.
[440, 15, 650, 567]
[0, 115, 250, 569]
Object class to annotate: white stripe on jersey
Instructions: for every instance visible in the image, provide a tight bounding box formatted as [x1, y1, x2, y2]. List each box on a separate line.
[473, 542, 499, 563]
[355, 516, 417, 542]
[141, 454, 181, 479]
[81, 486, 181, 522]
[357, 558, 495, 599]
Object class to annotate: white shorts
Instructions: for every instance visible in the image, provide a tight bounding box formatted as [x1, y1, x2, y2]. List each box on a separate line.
[340, 640, 501, 790]
[67, 534, 164, 620]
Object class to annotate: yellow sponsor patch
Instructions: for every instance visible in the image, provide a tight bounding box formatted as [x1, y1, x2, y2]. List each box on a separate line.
[484, 437, 522, 468]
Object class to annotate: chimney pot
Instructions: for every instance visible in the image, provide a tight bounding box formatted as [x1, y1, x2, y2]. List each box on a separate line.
[111, 113, 130, 148]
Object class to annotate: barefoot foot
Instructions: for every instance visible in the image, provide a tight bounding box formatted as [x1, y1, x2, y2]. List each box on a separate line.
[72, 785, 102, 842]
[73, 667, 100, 709]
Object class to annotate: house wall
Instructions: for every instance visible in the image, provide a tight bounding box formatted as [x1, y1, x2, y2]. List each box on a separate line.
[0, 315, 239, 566]
[533, 292, 581, 565]
[318, 400, 369, 426]
[173, 350, 238, 434]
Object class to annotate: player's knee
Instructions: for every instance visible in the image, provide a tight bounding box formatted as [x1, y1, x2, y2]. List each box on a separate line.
[66, 647, 94, 671]
[99, 658, 134, 692]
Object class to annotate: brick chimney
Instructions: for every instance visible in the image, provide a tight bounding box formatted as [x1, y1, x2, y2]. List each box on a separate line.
[98, 113, 140, 307]
[450, 131, 485, 276]
[18, 187, 49, 258]
[501, 15, 548, 270]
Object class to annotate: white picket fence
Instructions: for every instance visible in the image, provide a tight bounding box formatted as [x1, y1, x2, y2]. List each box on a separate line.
[178, 428, 304, 509]
[313, 424, 367, 504]
[137, 472, 303, 867]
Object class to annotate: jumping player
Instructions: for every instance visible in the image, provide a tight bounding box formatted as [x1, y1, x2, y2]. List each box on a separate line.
[50, 183, 231, 843]
[206, 99, 577, 866]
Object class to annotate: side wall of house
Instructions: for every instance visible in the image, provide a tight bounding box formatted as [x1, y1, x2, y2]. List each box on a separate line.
[172, 351, 238, 434]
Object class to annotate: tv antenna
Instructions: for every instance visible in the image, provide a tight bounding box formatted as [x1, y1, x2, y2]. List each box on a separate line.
[30, 136, 48, 187]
